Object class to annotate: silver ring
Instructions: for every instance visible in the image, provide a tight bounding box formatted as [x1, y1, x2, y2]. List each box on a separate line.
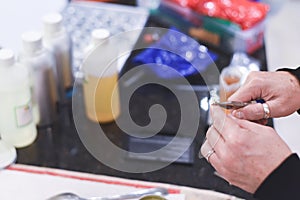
[205, 149, 215, 163]
[262, 103, 270, 119]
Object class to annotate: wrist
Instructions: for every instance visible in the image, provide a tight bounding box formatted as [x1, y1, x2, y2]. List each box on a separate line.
[277, 67, 300, 85]
[277, 67, 300, 114]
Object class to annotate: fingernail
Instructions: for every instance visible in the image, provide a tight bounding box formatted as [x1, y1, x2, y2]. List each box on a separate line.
[232, 110, 245, 119]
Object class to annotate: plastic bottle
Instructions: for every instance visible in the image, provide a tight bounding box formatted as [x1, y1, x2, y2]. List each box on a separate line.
[42, 13, 73, 105]
[0, 137, 17, 168]
[219, 52, 259, 102]
[82, 29, 120, 123]
[137, 0, 161, 11]
[19, 31, 58, 127]
[0, 49, 37, 148]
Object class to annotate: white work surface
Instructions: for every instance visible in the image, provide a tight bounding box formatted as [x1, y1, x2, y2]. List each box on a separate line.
[0, 164, 241, 200]
[265, 0, 300, 155]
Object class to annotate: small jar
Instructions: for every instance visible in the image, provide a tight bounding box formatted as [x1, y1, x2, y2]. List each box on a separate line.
[82, 29, 120, 123]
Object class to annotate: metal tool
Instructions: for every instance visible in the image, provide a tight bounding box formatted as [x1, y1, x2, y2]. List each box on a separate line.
[212, 100, 264, 109]
[47, 187, 168, 200]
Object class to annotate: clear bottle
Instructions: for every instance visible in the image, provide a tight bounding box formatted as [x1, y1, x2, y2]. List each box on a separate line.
[42, 13, 73, 105]
[82, 29, 120, 123]
[0, 49, 37, 148]
[19, 31, 58, 127]
[219, 52, 257, 102]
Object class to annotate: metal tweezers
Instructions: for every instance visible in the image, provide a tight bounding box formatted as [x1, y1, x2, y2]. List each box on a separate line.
[212, 101, 256, 109]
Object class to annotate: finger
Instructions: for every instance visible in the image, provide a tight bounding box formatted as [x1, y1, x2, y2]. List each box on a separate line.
[228, 72, 263, 102]
[211, 105, 240, 141]
[201, 140, 224, 172]
[228, 114, 268, 133]
[231, 103, 266, 120]
[200, 140, 218, 164]
[206, 126, 228, 161]
[206, 125, 224, 150]
[263, 100, 275, 118]
[200, 139, 211, 159]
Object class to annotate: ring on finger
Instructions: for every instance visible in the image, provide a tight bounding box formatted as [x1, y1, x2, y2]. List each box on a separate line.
[262, 103, 270, 119]
[205, 149, 215, 163]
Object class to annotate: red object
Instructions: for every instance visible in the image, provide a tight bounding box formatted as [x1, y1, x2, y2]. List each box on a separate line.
[171, 0, 269, 30]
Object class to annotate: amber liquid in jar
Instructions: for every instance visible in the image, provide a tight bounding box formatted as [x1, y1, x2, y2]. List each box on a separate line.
[83, 73, 120, 123]
[219, 74, 241, 102]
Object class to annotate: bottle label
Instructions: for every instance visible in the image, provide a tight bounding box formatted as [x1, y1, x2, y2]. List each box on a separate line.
[14, 101, 33, 127]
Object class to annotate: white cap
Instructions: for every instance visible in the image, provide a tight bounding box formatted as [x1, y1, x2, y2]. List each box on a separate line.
[0, 49, 15, 67]
[21, 31, 43, 55]
[91, 29, 110, 46]
[42, 13, 63, 37]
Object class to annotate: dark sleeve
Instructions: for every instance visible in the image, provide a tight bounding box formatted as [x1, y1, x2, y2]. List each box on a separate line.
[254, 153, 300, 200]
[277, 67, 300, 114]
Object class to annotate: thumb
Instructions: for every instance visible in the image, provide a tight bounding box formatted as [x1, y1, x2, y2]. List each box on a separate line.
[231, 103, 266, 121]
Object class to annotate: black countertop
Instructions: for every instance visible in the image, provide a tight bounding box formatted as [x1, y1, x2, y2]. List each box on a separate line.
[16, 12, 269, 200]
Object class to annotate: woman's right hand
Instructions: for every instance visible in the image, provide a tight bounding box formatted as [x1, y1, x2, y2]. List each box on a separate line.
[228, 71, 300, 120]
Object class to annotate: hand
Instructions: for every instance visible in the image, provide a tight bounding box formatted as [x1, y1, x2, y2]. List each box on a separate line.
[201, 106, 292, 193]
[228, 71, 300, 120]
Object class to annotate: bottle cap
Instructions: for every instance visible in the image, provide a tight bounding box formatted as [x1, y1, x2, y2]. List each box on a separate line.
[0, 49, 15, 67]
[42, 13, 63, 37]
[21, 31, 43, 55]
[91, 29, 110, 46]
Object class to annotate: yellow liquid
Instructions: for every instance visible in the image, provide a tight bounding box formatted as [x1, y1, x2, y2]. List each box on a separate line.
[83, 73, 120, 123]
[219, 75, 241, 102]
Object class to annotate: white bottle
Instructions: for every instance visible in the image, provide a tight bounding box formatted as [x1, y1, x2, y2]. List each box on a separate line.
[0, 138, 17, 168]
[0, 49, 37, 148]
[19, 31, 58, 127]
[42, 13, 73, 105]
[82, 29, 120, 123]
